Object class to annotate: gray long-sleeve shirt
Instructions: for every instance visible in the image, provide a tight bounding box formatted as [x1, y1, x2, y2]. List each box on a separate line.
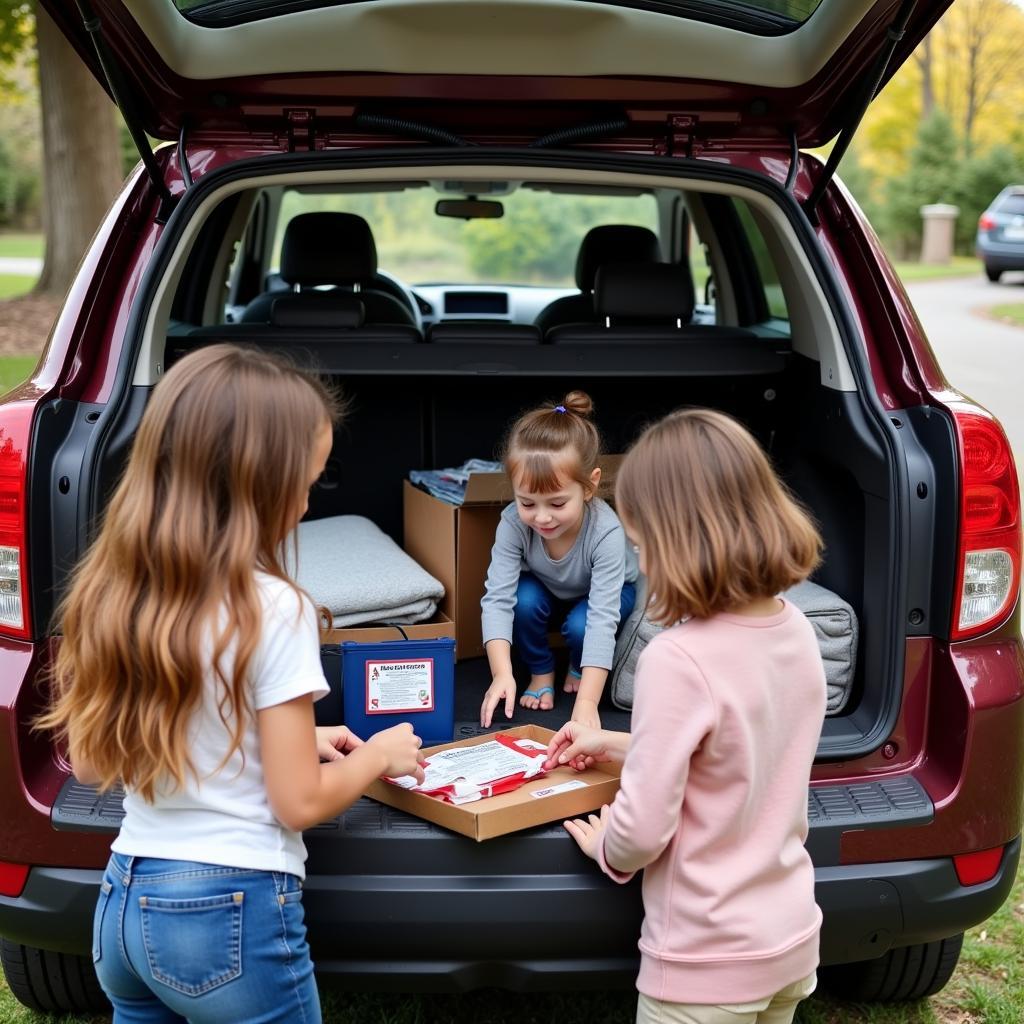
[480, 497, 639, 670]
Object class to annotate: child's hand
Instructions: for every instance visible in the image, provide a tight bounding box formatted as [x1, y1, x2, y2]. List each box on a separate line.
[480, 674, 517, 728]
[564, 805, 610, 861]
[366, 723, 427, 784]
[544, 721, 613, 771]
[570, 697, 601, 731]
[315, 726, 363, 762]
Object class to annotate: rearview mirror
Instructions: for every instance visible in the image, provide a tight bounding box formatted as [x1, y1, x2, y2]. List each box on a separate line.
[435, 198, 504, 220]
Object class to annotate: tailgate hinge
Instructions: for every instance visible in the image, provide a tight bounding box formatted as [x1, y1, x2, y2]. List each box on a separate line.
[659, 115, 698, 158]
[285, 109, 317, 152]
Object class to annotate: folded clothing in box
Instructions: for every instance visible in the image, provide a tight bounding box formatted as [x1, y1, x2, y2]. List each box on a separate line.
[288, 515, 445, 628]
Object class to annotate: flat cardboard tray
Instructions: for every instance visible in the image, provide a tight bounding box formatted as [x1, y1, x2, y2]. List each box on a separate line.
[364, 724, 621, 841]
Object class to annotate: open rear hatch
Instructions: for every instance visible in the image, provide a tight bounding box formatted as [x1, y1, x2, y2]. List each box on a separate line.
[43, 0, 948, 155]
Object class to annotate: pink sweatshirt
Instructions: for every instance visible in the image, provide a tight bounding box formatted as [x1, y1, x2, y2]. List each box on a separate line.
[597, 599, 826, 1004]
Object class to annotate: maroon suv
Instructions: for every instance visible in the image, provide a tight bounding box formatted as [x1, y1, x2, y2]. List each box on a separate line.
[0, 0, 1021, 1014]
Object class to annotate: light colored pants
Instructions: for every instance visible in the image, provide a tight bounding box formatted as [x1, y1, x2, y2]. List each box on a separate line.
[636, 972, 817, 1024]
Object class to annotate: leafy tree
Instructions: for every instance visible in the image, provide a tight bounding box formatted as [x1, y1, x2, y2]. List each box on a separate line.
[881, 111, 959, 258]
[836, 145, 883, 228]
[0, 1, 122, 295]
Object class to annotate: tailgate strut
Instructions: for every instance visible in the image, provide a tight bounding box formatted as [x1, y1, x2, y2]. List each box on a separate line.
[74, 0, 177, 222]
[803, 0, 917, 221]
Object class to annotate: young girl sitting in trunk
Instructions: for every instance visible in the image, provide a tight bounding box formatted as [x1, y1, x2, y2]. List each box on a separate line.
[546, 408, 826, 1024]
[38, 344, 425, 1024]
[479, 390, 638, 730]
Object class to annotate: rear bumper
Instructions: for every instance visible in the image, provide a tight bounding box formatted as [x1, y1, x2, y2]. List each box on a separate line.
[1, 836, 1018, 989]
[976, 238, 1024, 268]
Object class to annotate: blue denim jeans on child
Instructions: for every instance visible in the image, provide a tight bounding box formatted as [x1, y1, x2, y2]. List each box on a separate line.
[512, 573, 637, 676]
[93, 852, 321, 1024]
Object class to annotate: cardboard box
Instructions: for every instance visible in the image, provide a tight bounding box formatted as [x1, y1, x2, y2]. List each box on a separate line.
[322, 611, 454, 646]
[364, 724, 621, 841]
[403, 456, 623, 661]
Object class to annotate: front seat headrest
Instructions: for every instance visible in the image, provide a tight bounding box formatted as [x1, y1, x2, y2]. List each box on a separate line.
[280, 212, 377, 286]
[270, 294, 366, 328]
[575, 225, 661, 292]
[594, 263, 695, 324]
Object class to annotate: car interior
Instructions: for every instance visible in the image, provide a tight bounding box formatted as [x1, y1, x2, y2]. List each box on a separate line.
[112, 164, 896, 743]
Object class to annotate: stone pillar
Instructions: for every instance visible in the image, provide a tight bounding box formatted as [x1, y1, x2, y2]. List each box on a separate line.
[920, 204, 960, 265]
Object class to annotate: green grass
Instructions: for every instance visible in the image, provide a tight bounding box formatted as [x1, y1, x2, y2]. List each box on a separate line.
[0, 357, 36, 395]
[0, 234, 43, 261]
[988, 304, 1024, 328]
[0, 276, 37, 300]
[892, 257, 982, 282]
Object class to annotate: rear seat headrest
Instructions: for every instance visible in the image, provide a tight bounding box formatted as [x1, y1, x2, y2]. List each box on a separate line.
[594, 262, 695, 324]
[575, 225, 661, 292]
[280, 212, 378, 286]
[270, 294, 365, 328]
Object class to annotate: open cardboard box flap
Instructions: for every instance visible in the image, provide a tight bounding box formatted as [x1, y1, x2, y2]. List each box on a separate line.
[364, 724, 621, 841]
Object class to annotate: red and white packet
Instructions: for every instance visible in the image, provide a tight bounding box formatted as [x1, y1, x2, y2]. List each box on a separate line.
[385, 733, 549, 805]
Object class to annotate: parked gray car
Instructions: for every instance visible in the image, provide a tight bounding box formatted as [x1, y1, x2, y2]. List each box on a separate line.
[976, 186, 1024, 281]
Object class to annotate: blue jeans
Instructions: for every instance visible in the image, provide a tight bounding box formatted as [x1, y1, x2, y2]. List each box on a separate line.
[93, 852, 321, 1024]
[512, 573, 637, 677]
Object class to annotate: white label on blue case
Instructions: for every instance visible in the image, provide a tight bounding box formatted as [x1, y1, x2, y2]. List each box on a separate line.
[366, 658, 434, 714]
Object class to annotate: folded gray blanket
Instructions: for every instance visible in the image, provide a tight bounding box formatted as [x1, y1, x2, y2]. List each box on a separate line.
[610, 577, 858, 715]
[287, 516, 445, 628]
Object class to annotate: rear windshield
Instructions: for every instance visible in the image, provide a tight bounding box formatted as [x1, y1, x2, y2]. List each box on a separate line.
[996, 194, 1024, 216]
[176, 0, 822, 33]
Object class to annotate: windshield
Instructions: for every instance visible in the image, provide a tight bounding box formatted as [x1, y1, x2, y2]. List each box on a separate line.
[271, 186, 660, 288]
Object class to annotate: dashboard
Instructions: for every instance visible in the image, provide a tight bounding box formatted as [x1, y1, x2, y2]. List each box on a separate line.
[410, 284, 576, 328]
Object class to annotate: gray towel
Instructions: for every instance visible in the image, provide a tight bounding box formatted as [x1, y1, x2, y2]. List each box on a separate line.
[610, 577, 858, 716]
[287, 516, 445, 628]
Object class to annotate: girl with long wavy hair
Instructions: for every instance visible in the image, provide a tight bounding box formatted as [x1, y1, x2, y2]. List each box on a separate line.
[38, 344, 425, 1024]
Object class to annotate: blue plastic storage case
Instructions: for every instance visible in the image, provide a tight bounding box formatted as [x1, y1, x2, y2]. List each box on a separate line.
[340, 635, 456, 745]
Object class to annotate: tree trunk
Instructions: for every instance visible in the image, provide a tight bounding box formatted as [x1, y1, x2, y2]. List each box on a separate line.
[33, 4, 123, 297]
[916, 37, 935, 120]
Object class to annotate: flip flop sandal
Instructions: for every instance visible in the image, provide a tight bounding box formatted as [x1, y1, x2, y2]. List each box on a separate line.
[521, 686, 555, 704]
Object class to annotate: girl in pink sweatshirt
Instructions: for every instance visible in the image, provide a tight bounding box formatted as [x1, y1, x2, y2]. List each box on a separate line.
[546, 408, 827, 1024]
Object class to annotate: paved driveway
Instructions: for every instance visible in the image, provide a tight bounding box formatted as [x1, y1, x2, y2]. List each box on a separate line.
[906, 271, 1024, 461]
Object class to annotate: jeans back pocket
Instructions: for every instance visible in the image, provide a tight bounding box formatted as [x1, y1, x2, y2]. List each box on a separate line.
[140, 892, 244, 996]
[92, 880, 113, 964]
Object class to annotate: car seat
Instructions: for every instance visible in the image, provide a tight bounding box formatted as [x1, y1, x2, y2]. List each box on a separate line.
[241, 212, 417, 326]
[533, 224, 662, 334]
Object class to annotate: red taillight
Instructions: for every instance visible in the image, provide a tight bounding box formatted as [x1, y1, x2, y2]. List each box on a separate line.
[953, 846, 1004, 886]
[978, 213, 997, 232]
[0, 400, 34, 641]
[951, 408, 1021, 641]
[0, 859, 29, 898]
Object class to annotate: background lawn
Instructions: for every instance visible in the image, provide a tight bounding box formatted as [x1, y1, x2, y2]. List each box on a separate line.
[0, 276, 37, 300]
[0, 234, 44, 261]
[0, 357, 37, 394]
[892, 257, 981, 283]
[988, 304, 1024, 328]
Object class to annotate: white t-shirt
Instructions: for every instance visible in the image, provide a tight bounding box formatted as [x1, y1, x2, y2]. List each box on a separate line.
[112, 574, 330, 879]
